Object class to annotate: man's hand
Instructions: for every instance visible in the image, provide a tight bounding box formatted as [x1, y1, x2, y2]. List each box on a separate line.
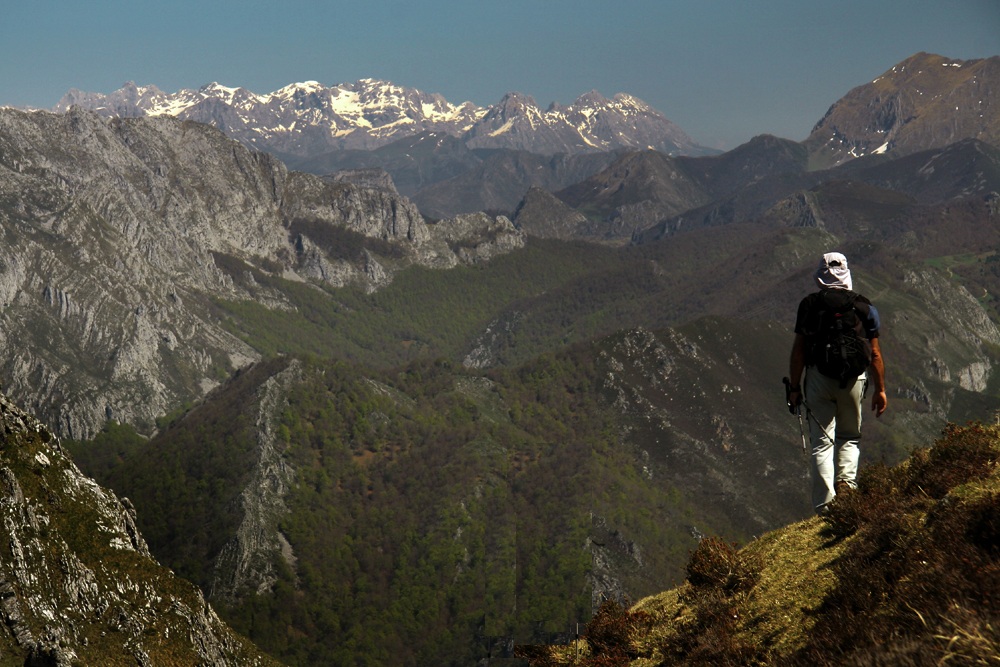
[871, 390, 888, 417]
[783, 377, 802, 414]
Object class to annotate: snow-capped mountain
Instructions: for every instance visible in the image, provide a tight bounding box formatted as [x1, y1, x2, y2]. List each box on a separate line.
[55, 79, 714, 158]
[464, 89, 704, 155]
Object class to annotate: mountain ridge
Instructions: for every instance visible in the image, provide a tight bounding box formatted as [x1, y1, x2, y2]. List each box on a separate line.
[54, 78, 718, 159]
[49, 51, 997, 226]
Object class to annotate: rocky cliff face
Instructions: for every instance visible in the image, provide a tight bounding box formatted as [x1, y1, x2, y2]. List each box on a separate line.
[0, 107, 524, 438]
[0, 392, 280, 666]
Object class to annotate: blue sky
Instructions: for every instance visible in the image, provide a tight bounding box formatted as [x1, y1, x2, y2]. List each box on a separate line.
[2, 0, 998, 149]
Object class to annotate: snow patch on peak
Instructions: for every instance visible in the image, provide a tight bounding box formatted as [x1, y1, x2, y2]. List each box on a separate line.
[612, 93, 654, 112]
[198, 82, 247, 106]
[272, 81, 325, 100]
[201, 82, 240, 95]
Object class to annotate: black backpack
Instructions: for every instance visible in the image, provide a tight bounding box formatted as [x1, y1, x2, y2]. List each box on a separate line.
[806, 289, 873, 387]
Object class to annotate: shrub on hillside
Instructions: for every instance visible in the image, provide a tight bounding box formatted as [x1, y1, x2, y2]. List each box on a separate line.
[685, 536, 760, 594]
[664, 589, 764, 667]
[582, 599, 652, 665]
[659, 537, 766, 665]
[904, 422, 999, 499]
[823, 422, 999, 540]
[822, 461, 904, 538]
[514, 599, 652, 667]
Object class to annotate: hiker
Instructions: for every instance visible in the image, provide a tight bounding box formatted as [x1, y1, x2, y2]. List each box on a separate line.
[786, 252, 887, 514]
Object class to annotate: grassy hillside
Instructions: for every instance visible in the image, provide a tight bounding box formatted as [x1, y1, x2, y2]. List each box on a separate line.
[518, 421, 1000, 666]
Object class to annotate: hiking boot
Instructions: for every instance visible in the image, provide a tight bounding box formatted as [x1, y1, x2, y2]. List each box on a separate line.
[834, 480, 854, 496]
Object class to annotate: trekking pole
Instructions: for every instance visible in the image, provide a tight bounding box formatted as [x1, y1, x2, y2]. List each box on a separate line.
[783, 377, 807, 453]
[795, 407, 806, 453]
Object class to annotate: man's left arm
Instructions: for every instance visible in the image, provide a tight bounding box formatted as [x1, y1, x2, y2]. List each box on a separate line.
[787, 333, 806, 410]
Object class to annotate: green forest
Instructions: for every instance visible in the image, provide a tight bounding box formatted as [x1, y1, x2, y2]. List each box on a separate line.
[71, 338, 757, 665]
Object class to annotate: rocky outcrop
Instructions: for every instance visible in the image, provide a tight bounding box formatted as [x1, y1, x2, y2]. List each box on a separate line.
[894, 268, 1000, 403]
[588, 513, 645, 610]
[0, 392, 280, 666]
[326, 168, 400, 193]
[763, 191, 826, 228]
[282, 171, 430, 244]
[463, 311, 525, 369]
[418, 212, 526, 268]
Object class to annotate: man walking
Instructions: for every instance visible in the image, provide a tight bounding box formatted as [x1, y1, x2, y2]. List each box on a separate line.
[787, 252, 887, 514]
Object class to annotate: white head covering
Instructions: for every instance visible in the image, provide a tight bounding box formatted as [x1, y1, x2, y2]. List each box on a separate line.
[814, 252, 852, 291]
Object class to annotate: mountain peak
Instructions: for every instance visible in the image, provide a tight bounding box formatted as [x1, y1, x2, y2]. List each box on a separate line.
[573, 90, 612, 106]
[805, 52, 1000, 168]
[272, 80, 325, 101]
[496, 91, 540, 108]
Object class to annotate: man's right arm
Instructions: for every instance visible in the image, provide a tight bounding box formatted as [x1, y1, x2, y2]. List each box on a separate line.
[869, 337, 887, 417]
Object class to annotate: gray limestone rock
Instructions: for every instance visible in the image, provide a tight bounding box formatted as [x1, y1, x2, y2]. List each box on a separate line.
[0, 107, 525, 438]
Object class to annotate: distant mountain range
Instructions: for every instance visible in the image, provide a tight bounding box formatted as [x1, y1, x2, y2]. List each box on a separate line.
[53, 53, 999, 223]
[55, 79, 715, 159]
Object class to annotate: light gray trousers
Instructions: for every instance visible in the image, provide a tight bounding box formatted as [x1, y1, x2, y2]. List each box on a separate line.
[804, 368, 867, 513]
